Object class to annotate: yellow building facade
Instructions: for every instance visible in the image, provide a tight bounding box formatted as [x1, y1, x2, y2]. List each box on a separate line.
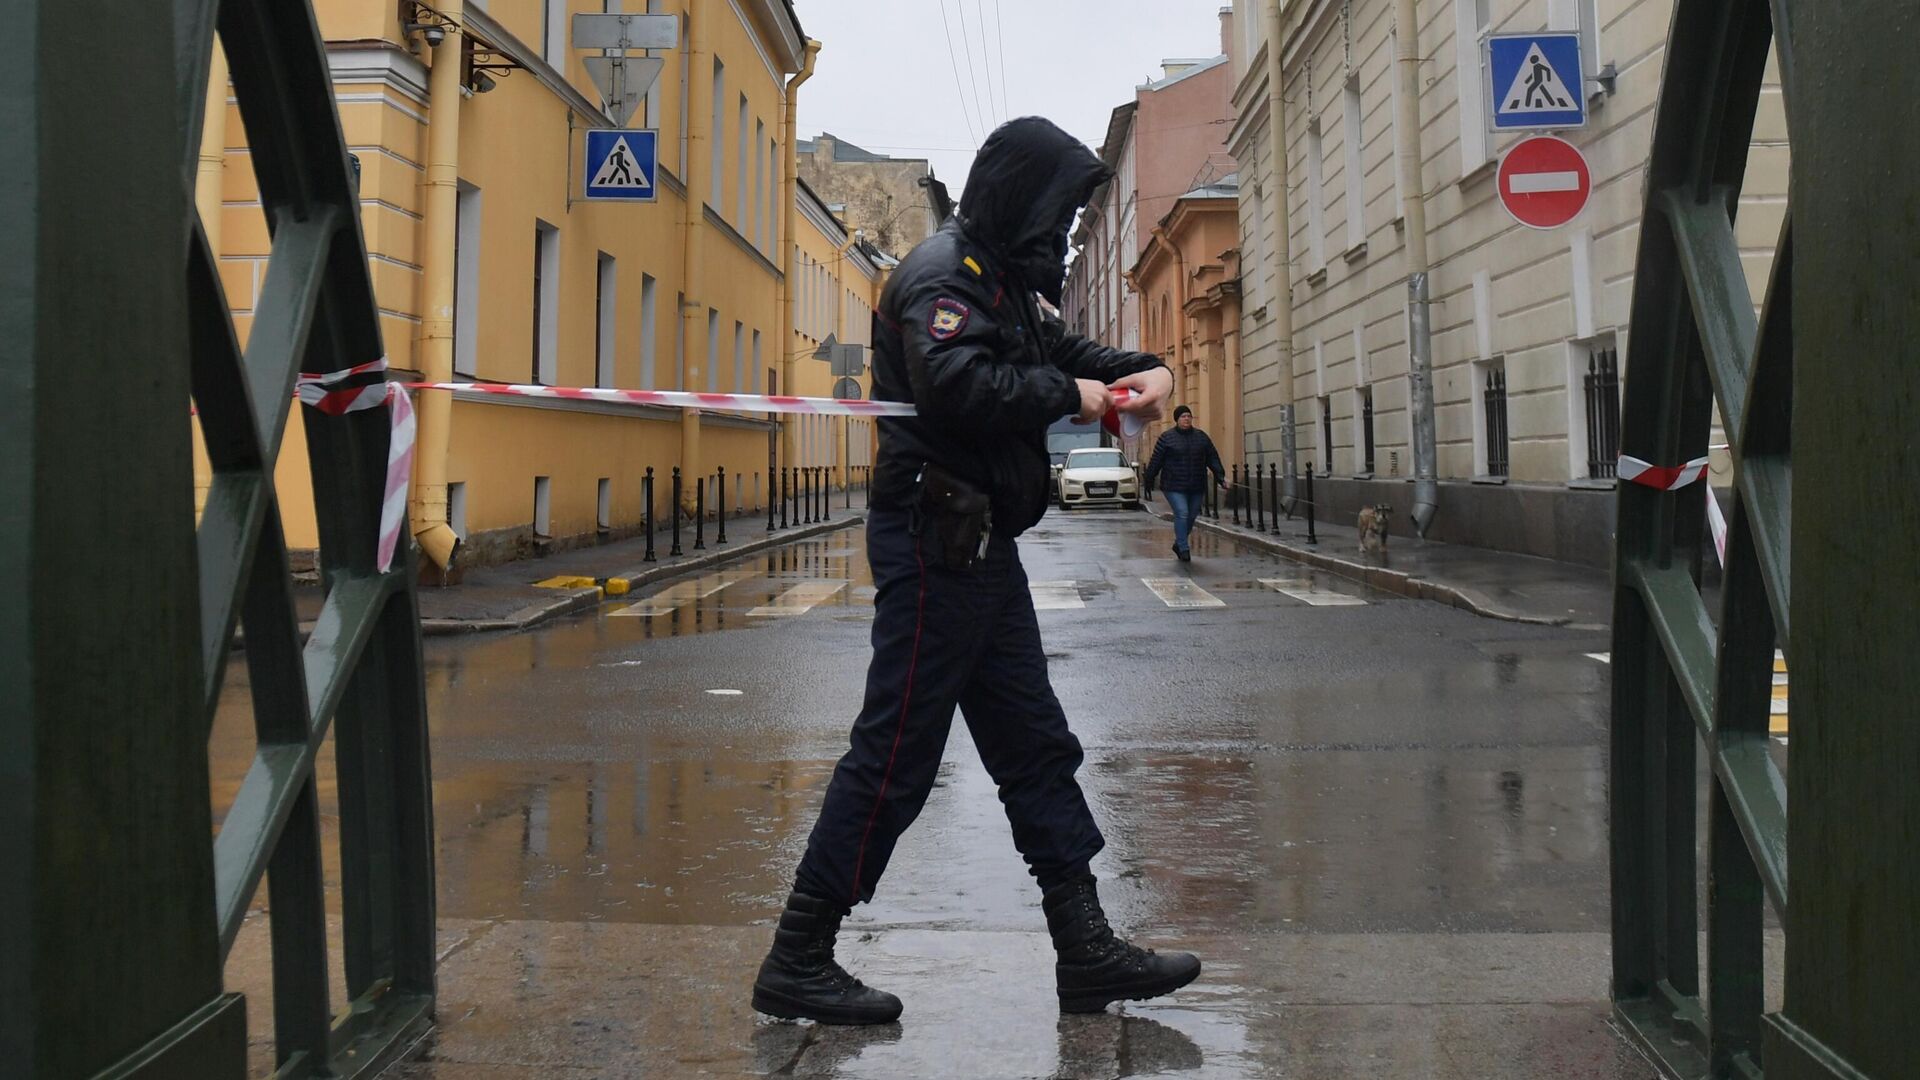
[196, 0, 881, 571]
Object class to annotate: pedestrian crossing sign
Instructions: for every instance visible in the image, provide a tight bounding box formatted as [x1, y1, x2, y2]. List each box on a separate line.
[584, 128, 658, 201]
[1488, 33, 1586, 130]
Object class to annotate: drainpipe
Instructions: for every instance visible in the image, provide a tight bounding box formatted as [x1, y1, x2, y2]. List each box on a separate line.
[677, 0, 715, 510]
[411, 1, 465, 571]
[193, 43, 228, 515]
[1393, 0, 1439, 535]
[831, 227, 860, 489]
[779, 39, 821, 471]
[1263, 0, 1300, 505]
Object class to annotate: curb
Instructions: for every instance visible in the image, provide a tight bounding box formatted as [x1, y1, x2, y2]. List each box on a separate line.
[422, 514, 867, 637]
[1147, 507, 1570, 626]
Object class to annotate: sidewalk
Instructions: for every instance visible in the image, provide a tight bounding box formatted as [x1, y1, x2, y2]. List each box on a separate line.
[1155, 499, 1612, 628]
[296, 500, 868, 637]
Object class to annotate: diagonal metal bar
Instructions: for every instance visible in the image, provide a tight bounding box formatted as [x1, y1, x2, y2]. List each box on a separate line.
[1626, 560, 1719, 737]
[196, 472, 267, 721]
[189, 218, 257, 471]
[1713, 732, 1790, 915]
[1662, 189, 1756, 449]
[246, 212, 337, 461]
[1734, 215, 1794, 647]
[174, 0, 221, 183]
[214, 568, 399, 953]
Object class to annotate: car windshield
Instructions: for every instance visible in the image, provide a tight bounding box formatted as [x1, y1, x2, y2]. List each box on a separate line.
[1068, 451, 1125, 469]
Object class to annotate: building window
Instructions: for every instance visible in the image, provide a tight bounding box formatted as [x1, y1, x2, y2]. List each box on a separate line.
[1342, 78, 1365, 250]
[644, 0, 665, 130]
[543, 0, 565, 70]
[677, 14, 689, 175]
[751, 329, 762, 392]
[737, 94, 750, 224]
[706, 308, 719, 391]
[1319, 395, 1335, 475]
[1576, 337, 1621, 480]
[597, 477, 612, 530]
[710, 59, 726, 206]
[673, 291, 685, 391]
[448, 481, 468, 540]
[733, 320, 745, 392]
[532, 220, 559, 385]
[639, 273, 657, 388]
[454, 182, 482, 377]
[1357, 386, 1376, 474]
[596, 252, 617, 388]
[1456, 0, 1493, 174]
[1306, 119, 1328, 273]
[753, 120, 767, 249]
[533, 475, 552, 537]
[1477, 359, 1510, 478]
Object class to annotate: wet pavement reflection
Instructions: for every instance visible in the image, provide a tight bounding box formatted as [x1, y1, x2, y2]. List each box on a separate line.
[216, 510, 1651, 1077]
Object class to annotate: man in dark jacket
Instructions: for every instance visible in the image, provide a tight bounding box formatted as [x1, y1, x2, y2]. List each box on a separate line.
[752, 118, 1200, 1025]
[1143, 406, 1227, 561]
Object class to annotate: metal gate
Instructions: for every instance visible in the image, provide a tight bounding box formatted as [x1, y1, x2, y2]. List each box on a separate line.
[3, 1, 435, 1076]
[1610, 2, 1917, 1078]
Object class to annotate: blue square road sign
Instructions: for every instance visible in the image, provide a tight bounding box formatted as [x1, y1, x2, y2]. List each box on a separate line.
[1488, 33, 1586, 130]
[584, 129, 658, 202]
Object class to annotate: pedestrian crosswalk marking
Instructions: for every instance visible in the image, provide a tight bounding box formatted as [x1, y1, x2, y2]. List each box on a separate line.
[1587, 652, 1611, 663]
[749, 579, 849, 617]
[1590, 651, 1792, 737]
[1260, 578, 1369, 607]
[609, 571, 757, 617]
[1029, 581, 1086, 610]
[1141, 578, 1225, 609]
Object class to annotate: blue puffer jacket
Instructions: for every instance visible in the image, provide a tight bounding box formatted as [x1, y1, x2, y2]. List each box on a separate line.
[1143, 427, 1225, 494]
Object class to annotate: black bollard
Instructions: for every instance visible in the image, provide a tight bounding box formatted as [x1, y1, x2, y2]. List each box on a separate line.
[717, 468, 729, 544]
[822, 466, 831, 523]
[778, 467, 788, 529]
[1269, 464, 1281, 533]
[1231, 464, 1242, 525]
[644, 467, 657, 562]
[670, 467, 684, 556]
[845, 466, 852, 510]
[1304, 462, 1317, 545]
[694, 471, 706, 550]
[1254, 462, 1264, 531]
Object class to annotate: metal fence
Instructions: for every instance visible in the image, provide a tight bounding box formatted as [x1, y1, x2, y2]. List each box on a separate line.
[1483, 367, 1510, 478]
[1584, 348, 1621, 479]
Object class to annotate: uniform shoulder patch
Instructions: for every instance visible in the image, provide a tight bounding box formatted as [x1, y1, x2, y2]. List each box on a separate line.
[962, 256, 983, 276]
[928, 298, 971, 341]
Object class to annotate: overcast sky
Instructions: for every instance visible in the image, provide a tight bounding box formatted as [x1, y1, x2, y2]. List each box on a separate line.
[791, 0, 1233, 196]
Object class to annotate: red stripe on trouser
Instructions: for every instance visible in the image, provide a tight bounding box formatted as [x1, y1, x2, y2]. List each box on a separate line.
[847, 533, 929, 905]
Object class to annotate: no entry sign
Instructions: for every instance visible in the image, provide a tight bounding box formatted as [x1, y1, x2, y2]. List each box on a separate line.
[1497, 135, 1591, 229]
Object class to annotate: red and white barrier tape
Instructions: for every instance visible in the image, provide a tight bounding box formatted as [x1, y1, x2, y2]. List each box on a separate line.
[404, 381, 1141, 420]
[1704, 483, 1728, 566]
[1618, 454, 1709, 491]
[296, 359, 414, 573]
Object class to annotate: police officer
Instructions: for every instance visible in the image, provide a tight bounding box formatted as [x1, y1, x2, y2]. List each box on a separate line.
[752, 118, 1199, 1025]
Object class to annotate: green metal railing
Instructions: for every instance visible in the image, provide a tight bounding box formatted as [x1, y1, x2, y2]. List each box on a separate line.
[4, 1, 435, 1076]
[1611, 2, 1916, 1078]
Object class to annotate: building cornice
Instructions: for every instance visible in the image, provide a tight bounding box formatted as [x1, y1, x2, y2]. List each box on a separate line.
[1281, 0, 1343, 71]
[704, 205, 783, 279]
[325, 42, 431, 107]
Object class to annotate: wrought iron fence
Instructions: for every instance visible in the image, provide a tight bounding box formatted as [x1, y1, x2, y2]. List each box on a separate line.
[1483, 367, 1510, 478]
[1585, 348, 1621, 479]
[1360, 386, 1376, 474]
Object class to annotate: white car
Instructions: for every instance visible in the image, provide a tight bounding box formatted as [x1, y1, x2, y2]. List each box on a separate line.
[1056, 448, 1141, 510]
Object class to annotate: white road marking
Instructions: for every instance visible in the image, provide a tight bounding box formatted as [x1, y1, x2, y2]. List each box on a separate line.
[1509, 170, 1582, 194]
[1141, 578, 1226, 609]
[705, 689, 744, 696]
[1587, 653, 1611, 664]
[1260, 578, 1368, 607]
[1029, 581, 1086, 610]
[748, 579, 849, 617]
[609, 571, 758, 617]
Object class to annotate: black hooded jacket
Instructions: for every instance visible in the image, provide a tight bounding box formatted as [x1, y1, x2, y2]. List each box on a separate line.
[868, 118, 1168, 536]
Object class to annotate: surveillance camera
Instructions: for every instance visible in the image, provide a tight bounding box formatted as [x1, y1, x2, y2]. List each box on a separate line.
[472, 72, 497, 94]
[422, 24, 445, 48]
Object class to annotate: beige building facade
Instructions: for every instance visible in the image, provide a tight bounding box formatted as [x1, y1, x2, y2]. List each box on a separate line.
[795, 133, 939, 259]
[1228, 0, 1784, 564]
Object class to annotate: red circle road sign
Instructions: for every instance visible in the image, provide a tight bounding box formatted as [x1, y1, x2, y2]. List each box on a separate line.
[1497, 135, 1592, 229]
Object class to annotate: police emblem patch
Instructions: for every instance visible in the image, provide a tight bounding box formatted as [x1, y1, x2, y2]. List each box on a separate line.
[928, 298, 970, 341]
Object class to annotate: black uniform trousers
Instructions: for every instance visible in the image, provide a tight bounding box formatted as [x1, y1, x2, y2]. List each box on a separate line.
[794, 507, 1106, 910]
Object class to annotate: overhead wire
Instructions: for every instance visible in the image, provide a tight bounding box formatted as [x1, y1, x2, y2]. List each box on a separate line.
[935, 0, 982, 147]
[971, 0, 1001, 123]
[994, 0, 1010, 120]
[951, 0, 996, 132]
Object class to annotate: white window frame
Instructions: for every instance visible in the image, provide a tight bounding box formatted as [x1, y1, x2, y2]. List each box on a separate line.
[639, 273, 657, 388]
[454, 182, 482, 377]
[1306, 119, 1328, 274]
[753, 119, 767, 249]
[1388, 30, 1407, 217]
[597, 477, 612, 530]
[1455, 0, 1492, 175]
[595, 251, 617, 388]
[448, 481, 468, 539]
[533, 475, 552, 537]
[1342, 77, 1365, 251]
[543, 0, 566, 71]
[710, 59, 725, 206]
[706, 308, 720, 391]
[751, 329, 762, 393]
[736, 93, 749, 224]
[673, 291, 685, 391]
[733, 320, 745, 392]
[532, 219, 560, 385]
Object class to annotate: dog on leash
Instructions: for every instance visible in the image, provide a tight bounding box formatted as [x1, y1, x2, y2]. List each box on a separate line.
[1357, 504, 1391, 555]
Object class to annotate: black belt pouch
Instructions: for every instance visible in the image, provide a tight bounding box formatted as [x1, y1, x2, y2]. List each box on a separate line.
[915, 463, 992, 570]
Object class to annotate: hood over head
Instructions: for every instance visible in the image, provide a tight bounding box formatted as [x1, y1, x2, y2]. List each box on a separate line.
[958, 117, 1111, 305]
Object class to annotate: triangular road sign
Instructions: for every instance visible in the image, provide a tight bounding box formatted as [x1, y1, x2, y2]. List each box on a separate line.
[582, 56, 664, 128]
[589, 136, 652, 192]
[1499, 43, 1577, 114]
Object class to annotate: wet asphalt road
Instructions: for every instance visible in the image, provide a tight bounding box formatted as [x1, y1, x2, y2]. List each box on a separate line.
[215, 508, 1649, 1078]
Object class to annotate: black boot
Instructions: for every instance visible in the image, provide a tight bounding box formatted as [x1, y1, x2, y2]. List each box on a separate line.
[1043, 875, 1201, 1014]
[752, 891, 903, 1025]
